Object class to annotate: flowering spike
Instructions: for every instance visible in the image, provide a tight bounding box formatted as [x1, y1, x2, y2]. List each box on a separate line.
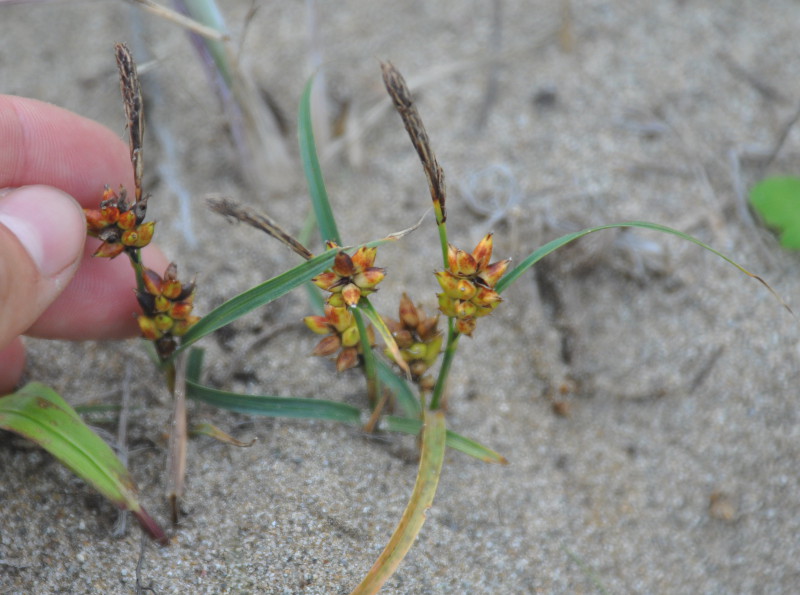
[472, 286, 502, 308]
[172, 316, 200, 336]
[169, 301, 194, 320]
[336, 347, 359, 372]
[455, 249, 478, 277]
[341, 283, 362, 307]
[455, 317, 477, 336]
[312, 335, 342, 357]
[437, 293, 459, 318]
[161, 278, 183, 300]
[447, 244, 458, 272]
[480, 258, 512, 288]
[122, 221, 155, 248]
[154, 314, 174, 333]
[312, 271, 339, 291]
[304, 315, 330, 335]
[354, 267, 385, 291]
[142, 269, 163, 295]
[398, 293, 419, 328]
[453, 299, 477, 319]
[138, 316, 162, 341]
[340, 325, 360, 348]
[117, 210, 137, 231]
[472, 233, 494, 271]
[351, 246, 377, 269]
[332, 252, 355, 277]
[93, 241, 125, 259]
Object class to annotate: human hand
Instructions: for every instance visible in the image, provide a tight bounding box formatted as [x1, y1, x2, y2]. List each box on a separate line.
[0, 95, 168, 394]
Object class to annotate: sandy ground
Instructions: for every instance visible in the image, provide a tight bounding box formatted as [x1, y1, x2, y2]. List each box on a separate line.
[2, 1, 800, 593]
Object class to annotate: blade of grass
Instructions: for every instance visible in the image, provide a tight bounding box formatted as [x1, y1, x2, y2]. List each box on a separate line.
[299, 74, 341, 246]
[185, 380, 500, 462]
[496, 221, 787, 311]
[178, 233, 416, 352]
[375, 358, 421, 417]
[359, 298, 411, 377]
[351, 409, 447, 594]
[383, 416, 507, 464]
[353, 307, 380, 407]
[0, 382, 168, 544]
[186, 380, 362, 424]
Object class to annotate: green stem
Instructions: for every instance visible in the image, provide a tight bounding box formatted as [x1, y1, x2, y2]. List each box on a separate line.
[126, 248, 146, 295]
[437, 221, 449, 270]
[353, 307, 379, 408]
[430, 319, 459, 410]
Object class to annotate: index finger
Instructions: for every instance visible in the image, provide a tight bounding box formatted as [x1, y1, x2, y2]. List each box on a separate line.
[0, 95, 135, 206]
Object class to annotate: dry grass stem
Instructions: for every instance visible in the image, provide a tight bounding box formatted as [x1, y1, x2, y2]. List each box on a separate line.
[127, 0, 228, 41]
[208, 197, 313, 260]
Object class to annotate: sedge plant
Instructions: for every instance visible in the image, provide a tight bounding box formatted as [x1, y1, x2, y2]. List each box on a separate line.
[183, 62, 785, 592]
[0, 45, 788, 592]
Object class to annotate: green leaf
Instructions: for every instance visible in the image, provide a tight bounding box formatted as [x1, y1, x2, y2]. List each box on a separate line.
[178, 233, 414, 353]
[178, 250, 337, 350]
[375, 359, 421, 417]
[186, 347, 205, 384]
[0, 383, 167, 544]
[496, 221, 772, 296]
[383, 416, 507, 464]
[749, 176, 800, 250]
[186, 380, 362, 424]
[351, 409, 447, 594]
[299, 75, 341, 246]
[358, 298, 410, 377]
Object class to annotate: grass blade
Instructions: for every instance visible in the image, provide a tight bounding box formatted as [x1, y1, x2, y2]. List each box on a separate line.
[186, 380, 362, 424]
[299, 75, 341, 245]
[0, 382, 167, 544]
[178, 250, 337, 350]
[496, 221, 785, 310]
[179, 231, 416, 352]
[375, 358, 421, 417]
[351, 409, 447, 594]
[383, 416, 507, 464]
[359, 298, 410, 377]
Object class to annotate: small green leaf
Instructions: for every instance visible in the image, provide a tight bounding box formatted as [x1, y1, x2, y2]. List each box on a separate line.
[496, 221, 774, 298]
[351, 409, 447, 594]
[375, 359, 421, 417]
[383, 415, 507, 464]
[178, 233, 415, 353]
[359, 298, 411, 377]
[186, 380, 362, 424]
[749, 176, 800, 250]
[0, 383, 167, 544]
[178, 250, 338, 350]
[299, 74, 341, 246]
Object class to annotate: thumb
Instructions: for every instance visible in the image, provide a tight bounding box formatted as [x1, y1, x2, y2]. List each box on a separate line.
[0, 185, 85, 349]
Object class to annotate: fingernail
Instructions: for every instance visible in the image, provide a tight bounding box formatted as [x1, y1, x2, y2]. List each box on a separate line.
[0, 186, 85, 278]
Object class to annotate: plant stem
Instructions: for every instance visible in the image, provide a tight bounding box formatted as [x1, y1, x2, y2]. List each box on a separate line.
[437, 220, 449, 270]
[127, 249, 146, 295]
[430, 319, 459, 410]
[353, 308, 379, 408]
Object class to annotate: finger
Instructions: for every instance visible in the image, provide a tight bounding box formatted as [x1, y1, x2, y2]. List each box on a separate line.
[0, 185, 85, 347]
[27, 241, 170, 340]
[0, 338, 25, 395]
[0, 95, 134, 207]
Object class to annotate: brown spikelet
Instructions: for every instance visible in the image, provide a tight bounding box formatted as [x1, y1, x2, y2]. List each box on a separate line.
[381, 61, 447, 224]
